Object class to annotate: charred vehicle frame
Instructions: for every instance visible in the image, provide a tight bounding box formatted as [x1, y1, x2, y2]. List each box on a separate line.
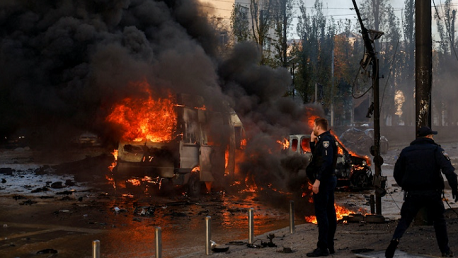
[113, 94, 245, 196]
[284, 134, 373, 189]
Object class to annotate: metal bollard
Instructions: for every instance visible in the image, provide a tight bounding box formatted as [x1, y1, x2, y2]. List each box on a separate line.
[248, 208, 254, 244]
[155, 227, 162, 258]
[289, 200, 295, 233]
[92, 240, 100, 258]
[370, 195, 375, 214]
[205, 216, 212, 255]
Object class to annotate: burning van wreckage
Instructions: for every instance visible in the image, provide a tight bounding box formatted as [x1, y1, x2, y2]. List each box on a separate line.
[106, 82, 246, 196]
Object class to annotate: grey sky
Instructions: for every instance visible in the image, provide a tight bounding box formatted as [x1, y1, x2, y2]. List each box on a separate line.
[298, 0, 449, 22]
[292, 0, 458, 40]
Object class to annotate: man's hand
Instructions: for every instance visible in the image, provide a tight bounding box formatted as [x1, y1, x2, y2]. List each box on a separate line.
[452, 189, 458, 202]
[312, 179, 320, 194]
[311, 131, 317, 143]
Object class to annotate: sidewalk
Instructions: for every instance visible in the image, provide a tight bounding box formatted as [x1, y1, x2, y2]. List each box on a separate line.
[176, 221, 443, 258]
[176, 163, 458, 258]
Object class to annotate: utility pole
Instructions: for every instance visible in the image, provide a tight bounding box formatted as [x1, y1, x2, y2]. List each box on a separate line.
[414, 0, 433, 226]
[415, 0, 432, 129]
[352, 0, 386, 216]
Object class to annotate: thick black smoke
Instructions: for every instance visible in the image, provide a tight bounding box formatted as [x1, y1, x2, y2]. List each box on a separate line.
[0, 0, 323, 196]
[219, 42, 324, 191]
[0, 0, 223, 143]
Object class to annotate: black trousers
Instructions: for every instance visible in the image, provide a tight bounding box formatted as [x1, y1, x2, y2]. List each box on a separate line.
[392, 191, 450, 253]
[313, 176, 337, 250]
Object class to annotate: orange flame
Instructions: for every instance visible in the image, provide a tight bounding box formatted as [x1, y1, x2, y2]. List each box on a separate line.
[307, 115, 319, 130]
[127, 178, 141, 186]
[240, 138, 247, 149]
[337, 146, 344, 155]
[304, 107, 320, 130]
[225, 148, 229, 169]
[330, 131, 371, 166]
[305, 204, 353, 224]
[301, 137, 311, 152]
[305, 215, 317, 224]
[106, 80, 177, 142]
[277, 138, 289, 150]
[195, 105, 206, 110]
[108, 149, 119, 172]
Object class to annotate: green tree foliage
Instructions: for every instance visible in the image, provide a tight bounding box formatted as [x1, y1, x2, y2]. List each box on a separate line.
[394, 0, 415, 126]
[333, 20, 363, 125]
[249, 0, 275, 64]
[433, 0, 458, 125]
[230, 0, 276, 65]
[293, 0, 336, 107]
[226, 0, 458, 127]
[231, 3, 250, 43]
[271, 0, 295, 68]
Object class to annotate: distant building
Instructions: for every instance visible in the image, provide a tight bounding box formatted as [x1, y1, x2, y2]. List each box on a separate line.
[199, 0, 277, 52]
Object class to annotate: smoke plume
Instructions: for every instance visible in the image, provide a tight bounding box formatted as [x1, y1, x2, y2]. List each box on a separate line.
[0, 0, 323, 198]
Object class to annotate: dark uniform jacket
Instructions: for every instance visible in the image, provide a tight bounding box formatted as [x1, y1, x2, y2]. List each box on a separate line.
[394, 137, 457, 192]
[308, 131, 338, 182]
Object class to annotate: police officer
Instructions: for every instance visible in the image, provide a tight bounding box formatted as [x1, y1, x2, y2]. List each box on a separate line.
[385, 126, 458, 258]
[306, 117, 338, 257]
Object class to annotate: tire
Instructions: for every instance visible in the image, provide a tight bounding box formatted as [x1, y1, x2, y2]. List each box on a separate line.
[350, 170, 370, 189]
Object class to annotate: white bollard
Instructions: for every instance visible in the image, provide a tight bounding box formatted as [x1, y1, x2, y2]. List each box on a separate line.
[205, 216, 212, 255]
[92, 240, 100, 258]
[248, 208, 254, 244]
[290, 200, 295, 233]
[155, 227, 162, 258]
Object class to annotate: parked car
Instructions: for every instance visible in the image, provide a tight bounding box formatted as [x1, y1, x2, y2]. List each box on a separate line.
[339, 128, 389, 155]
[364, 129, 389, 154]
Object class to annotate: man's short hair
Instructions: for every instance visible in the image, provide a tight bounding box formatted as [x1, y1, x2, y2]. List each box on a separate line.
[315, 117, 328, 131]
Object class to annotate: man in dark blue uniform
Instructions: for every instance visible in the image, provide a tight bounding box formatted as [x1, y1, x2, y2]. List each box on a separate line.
[306, 117, 338, 257]
[385, 126, 458, 258]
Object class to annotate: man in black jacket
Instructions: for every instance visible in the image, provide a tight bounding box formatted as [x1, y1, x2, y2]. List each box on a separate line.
[385, 126, 458, 258]
[306, 117, 338, 257]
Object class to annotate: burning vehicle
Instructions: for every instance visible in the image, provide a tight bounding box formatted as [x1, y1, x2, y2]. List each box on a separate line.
[283, 133, 373, 189]
[340, 127, 389, 155]
[108, 88, 245, 196]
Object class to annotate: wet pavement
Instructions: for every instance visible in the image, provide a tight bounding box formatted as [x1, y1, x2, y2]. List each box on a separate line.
[0, 151, 305, 257]
[1, 144, 458, 257]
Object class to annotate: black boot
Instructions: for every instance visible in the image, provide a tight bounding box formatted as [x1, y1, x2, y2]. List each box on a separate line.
[307, 248, 329, 257]
[385, 239, 399, 258]
[328, 245, 335, 254]
[442, 250, 454, 257]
